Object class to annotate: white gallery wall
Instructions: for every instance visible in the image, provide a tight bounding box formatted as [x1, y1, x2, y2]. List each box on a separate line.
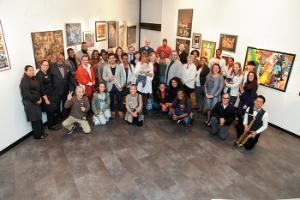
[161, 0, 300, 135]
[0, 0, 139, 151]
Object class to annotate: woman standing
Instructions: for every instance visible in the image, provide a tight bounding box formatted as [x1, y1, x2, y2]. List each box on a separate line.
[90, 50, 103, 84]
[182, 55, 197, 98]
[115, 47, 123, 64]
[149, 52, 160, 94]
[36, 60, 60, 130]
[20, 65, 46, 139]
[224, 62, 243, 105]
[204, 63, 224, 125]
[130, 51, 141, 67]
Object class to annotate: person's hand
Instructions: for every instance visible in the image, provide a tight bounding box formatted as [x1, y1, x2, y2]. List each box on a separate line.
[219, 118, 225, 125]
[172, 115, 178, 120]
[37, 98, 42, 105]
[250, 131, 257, 138]
[244, 125, 250, 132]
[132, 111, 138, 117]
[109, 75, 115, 81]
[81, 107, 86, 112]
[87, 82, 93, 86]
[45, 99, 50, 105]
[67, 91, 73, 101]
[206, 94, 213, 99]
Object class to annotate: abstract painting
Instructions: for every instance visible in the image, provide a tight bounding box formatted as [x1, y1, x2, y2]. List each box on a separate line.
[127, 25, 136, 46]
[95, 21, 106, 41]
[65, 23, 81, 46]
[118, 21, 127, 49]
[31, 30, 64, 67]
[244, 46, 296, 92]
[108, 21, 118, 49]
[83, 31, 95, 48]
[201, 40, 216, 61]
[176, 38, 191, 53]
[0, 21, 10, 72]
[177, 9, 193, 38]
[219, 33, 238, 52]
[192, 33, 201, 49]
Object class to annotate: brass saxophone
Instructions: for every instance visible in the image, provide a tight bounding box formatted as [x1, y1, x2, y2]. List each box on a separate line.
[236, 114, 256, 147]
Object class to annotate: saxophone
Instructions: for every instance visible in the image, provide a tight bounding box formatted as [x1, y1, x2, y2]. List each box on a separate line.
[236, 114, 256, 147]
[113, 79, 123, 92]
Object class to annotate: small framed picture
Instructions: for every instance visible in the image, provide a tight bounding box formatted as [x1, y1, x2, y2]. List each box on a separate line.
[95, 21, 107, 42]
[192, 33, 201, 49]
[219, 33, 238, 52]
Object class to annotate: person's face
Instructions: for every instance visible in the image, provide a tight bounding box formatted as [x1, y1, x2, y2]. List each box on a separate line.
[135, 53, 141, 60]
[171, 52, 178, 60]
[254, 97, 264, 109]
[68, 50, 75, 58]
[192, 51, 198, 58]
[57, 54, 64, 64]
[108, 55, 116, 64]
[92, 51, 99, 59]
[122, 56, 128, 64]
[187, 57, 194, 64]
[222, 94, 230, 105]
[228, 58, 234, 66]
[247, 64, 254, 71]
[159, 84, 166, 92]
[141, 55, 148, 63]
[117, 48, 122, 56]
[150, 54, 156, 62]
[179, 44, 185, 52]
[82, 43, 88, 50]
[145, 40, 150, 47]
[101, 53, 108, 61]
[248, 72, 255, 81]
[177, 91, 184, 100]
[212, 65, 220, 74]
[200, 58, 207, 65]
[99, 84, 106, 93]
[25, 67, 35, 78]
[130, 86, 137, 95]
[76, 88, 84, 98]
[129, 47, 135, 54]
[233, 64, 240, 74]
[40, 61, 49, 72]
[171, 80, 178, 88]
[81, 57, 89, 65]
[216, 50, 222, 58]
[162, 41, 167, 46]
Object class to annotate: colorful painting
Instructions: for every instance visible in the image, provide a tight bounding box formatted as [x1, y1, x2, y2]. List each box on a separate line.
[219, 33, 238, 53]
[0, 21, 11, 72]
[177, 9, 193, 38]
[192, 33, 201, 49]
[95, 21, 106, 41]
[108, 21, 118, 49]
[65, 23, 81, 46]
[118, 21, 127, 49]
[31, 30, 64, 67]
[201, 40, 216, 61]
[244, 47, 296, 92]
[83, 31, 95, 48]
[176, 38, 191, 54]
[127, 25, 136, 46]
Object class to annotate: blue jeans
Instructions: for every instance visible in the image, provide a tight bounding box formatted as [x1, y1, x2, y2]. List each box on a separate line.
[110, 85, 123, 112]
[195, 86, 205, 110]
[159, 75, 166, 83]
[175, 108, 192, 125]
[230, 96, 237, 106]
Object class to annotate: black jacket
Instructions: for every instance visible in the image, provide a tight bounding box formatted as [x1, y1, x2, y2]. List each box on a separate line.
[179, 51, 188, 64]
[48, 62, 72, 96]
[198, 64, 210, 86]
[211, 101, 235, 126]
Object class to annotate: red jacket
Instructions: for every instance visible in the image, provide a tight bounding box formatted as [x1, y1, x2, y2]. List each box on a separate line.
[156, 45, 172, 59]
[76, 64, 96, 101]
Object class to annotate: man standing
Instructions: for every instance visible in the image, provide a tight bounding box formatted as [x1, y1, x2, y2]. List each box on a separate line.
[156, 39, 172, 59]
[140, 40, 155, 54]
[76, 42, 90, 61]
[127, 45, 135, 63]
[210, 93, 236, 140]
[165, 51, 183, 85]
[65, 48, 79, 88]
[178, 43, 188, 64]
[209, 48, 226, 71]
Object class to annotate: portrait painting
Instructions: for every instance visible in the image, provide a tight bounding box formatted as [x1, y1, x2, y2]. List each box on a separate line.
[177, 9, 193, 38]
[176, 38, 191, 53]
[108, 21, 118, 49]
[192, 33, 201, 49]
[127, 25, 136, 46]
[31, 30, 64, 67]
[95, 21, 106, 41]
[200, 40, 216, 61]
[219, 33, 238, 52]
[83, 31, 95, 48]
[244, 46, 296, 92]
[0, 21, 11, 72]
[118, 21, 127, 50]
[65, 23, 81, 46]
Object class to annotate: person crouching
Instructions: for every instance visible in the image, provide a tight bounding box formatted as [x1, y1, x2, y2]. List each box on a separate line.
[92, 82, 111, 125]
[125, 84, 144, 126]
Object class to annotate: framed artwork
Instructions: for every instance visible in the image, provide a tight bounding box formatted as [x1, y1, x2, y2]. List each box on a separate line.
[176, 38, 191, 53]
[83, 31, 95, 48]
[219, 33, 238, 52]
[244, 46, 296, 92]
[65, 23, 81, 46]
[176, 9, 193, 38]
[192, 33, 201, 49]
[108, 21, 118, 49]
[0, 21, 11, 72]
[31, 30, 64, 67]
[127, 25, 136, 46]
[118, 21, 127, 50]
[95, 21, 106, 41]
[201, 40, 216, 61]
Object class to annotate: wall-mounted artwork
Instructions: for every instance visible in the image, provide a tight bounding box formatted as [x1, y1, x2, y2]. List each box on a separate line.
[95, 21, 106, 41]
[65, 23, 81, 46]
[244, 46, 296, 92]
[0, 21, 11, 72]
[31, 30, 64, 67]
[176, 38, 191, 53]
[83, 31, 95, 48]
[127, 25, 136, 46]
[219, 33, 238, 53]
[201, 40, 216, 61]
[176, 9, 193, 38]
[108, 21, 118, 49]
[118, 21, 127, 50]
[192, 33, 201, 49]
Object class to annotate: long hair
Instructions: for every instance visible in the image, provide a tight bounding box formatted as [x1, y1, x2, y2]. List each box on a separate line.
[244, 71, 258, 90]
[169, 76, 183, 89]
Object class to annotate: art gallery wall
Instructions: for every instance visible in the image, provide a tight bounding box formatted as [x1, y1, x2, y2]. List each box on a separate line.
[0, 0, 139, 151]
[160, 0, 300, 135]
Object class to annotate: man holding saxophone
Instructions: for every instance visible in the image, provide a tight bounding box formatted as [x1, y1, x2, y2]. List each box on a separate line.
[236, 95, 269, 150]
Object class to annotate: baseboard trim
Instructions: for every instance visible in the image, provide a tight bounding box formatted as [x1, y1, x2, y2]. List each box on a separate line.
[268, 122, 300, 139]
[0, 131, 33, 156]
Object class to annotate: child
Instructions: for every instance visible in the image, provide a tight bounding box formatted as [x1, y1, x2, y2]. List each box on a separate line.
[92, 82, 111, 125]
[125, 85, 144, 126]
[154, 82, 171, 113]
[170, 89, 192, 127]
[62, 86, 91, 134]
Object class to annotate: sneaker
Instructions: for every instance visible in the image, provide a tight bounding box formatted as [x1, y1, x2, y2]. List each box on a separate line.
[111, 112, 115, 118]
[118, 111, 124, 118]
[67, 125, 76, 135]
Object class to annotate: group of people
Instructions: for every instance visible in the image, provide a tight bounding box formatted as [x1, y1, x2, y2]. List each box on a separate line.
[20, 38, 268, 150]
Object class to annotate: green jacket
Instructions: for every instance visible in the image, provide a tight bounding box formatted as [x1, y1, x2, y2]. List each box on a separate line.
[91, 92, 110, 115]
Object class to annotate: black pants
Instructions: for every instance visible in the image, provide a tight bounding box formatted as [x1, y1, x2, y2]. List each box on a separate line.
[55, 94, 68, 121]
[184, 85, 194, 98]
[132, 116, 143, 126]
[31, 120, 44, 139]
[46, 111, 56, 128]
[236, 123, 260, 150]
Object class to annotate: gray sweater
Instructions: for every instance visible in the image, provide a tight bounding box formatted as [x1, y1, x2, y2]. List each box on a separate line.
[204, 74, 224, 97]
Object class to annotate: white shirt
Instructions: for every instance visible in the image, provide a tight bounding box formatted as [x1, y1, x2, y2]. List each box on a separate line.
[134, 62, 154, 94]
[182, 63, 197, 89]
[209, 57, 226, 71]
[243, 107, 269, 134]
[195, 67, 203, 87]
[83, 64, 92, 79]
[224, 74, 243, 97]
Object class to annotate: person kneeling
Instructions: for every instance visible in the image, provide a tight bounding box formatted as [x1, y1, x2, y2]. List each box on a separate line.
[92, 82, 111, 126]
[62, 86, 91, 134]
[170, 89, 192, 127]
[125, 85, 144, 126]
[210, 93, 235, 140]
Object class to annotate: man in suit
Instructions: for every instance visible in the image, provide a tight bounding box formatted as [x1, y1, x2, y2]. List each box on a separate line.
[139, 40, 155, 54]
[165, 51, 183, 85]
